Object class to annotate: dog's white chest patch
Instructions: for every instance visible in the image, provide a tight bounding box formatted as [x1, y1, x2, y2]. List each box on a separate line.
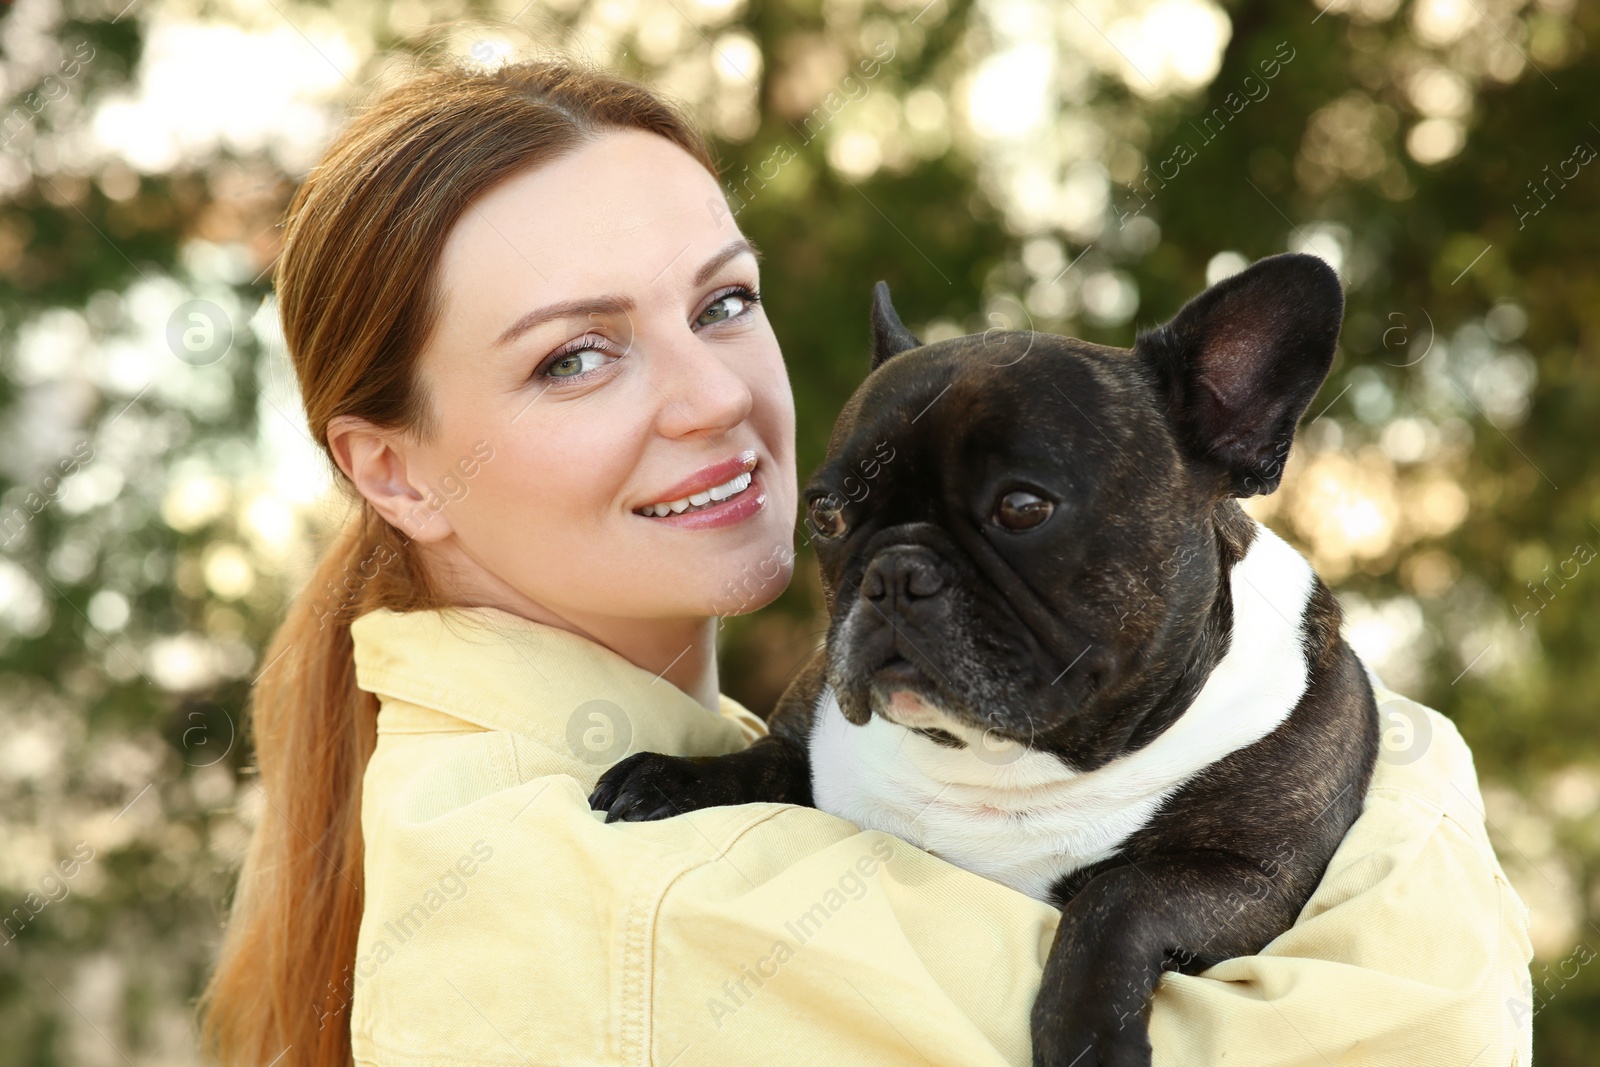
[806, 521, 1318, 904]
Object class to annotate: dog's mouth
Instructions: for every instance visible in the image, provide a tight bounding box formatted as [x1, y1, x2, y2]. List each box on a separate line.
[873, 654, 925, 689]
[860, 655, 1040, 760]
[869, 657, 969, 733]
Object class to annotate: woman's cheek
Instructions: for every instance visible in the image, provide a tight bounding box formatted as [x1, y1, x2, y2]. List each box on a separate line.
[453, 451, 523, 541]
[504, 468, 553, 534]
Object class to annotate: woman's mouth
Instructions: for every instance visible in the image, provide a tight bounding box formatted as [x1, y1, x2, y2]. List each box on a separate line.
[632, 453, 767, 530]
[633, 468, 754, 516]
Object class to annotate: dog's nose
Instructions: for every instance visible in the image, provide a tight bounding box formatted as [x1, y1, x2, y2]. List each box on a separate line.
[862, 547, 944, 604]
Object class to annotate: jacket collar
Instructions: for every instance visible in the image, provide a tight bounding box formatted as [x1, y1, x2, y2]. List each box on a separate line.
[349, 606, 758, 761]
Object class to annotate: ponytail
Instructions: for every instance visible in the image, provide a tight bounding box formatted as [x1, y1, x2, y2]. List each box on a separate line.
[198, 501, 440, 1065]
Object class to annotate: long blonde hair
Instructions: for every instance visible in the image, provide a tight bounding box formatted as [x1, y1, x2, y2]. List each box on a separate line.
[196, 55, 718, 1067]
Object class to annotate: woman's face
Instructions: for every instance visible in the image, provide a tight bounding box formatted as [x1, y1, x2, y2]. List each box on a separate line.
[390, 129, 797, 625]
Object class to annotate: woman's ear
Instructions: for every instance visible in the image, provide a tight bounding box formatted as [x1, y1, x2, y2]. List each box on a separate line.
[326, 414, 455, 543]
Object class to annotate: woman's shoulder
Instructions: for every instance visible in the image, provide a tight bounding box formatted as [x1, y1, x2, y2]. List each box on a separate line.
[717, 691, 770, 744]
[1362, 676, 1496, 846]
[352, 605, 762, 772]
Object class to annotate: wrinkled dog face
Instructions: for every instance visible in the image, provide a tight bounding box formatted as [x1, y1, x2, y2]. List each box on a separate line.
[804, 330, 1217, 754]
[804, 257, 1342, 766]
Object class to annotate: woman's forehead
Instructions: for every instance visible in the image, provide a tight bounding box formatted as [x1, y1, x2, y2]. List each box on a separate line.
[438, 129, 737, 287]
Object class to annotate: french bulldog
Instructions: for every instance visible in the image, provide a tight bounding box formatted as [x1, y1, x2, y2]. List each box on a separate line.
[590, 252, 1380, 1067]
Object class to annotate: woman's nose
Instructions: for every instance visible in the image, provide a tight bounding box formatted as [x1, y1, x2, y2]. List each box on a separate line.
[650, 328, 755, 440]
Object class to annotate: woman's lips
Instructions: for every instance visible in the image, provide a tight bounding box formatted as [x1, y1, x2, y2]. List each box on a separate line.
[635, 449, 758, 515]
[634, 466, 767, 530]
[634, 464, 754, 516]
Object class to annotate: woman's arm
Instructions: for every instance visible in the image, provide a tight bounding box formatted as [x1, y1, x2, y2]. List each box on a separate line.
[348, 686, 1530, 1067]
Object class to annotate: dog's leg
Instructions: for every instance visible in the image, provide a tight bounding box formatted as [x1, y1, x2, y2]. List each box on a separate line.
[1032, 851, 1303, 1067]
[587, 733, 814, 822]
[588, 649, 827, 823]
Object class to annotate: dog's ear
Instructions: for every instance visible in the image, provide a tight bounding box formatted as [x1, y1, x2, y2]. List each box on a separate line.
[1138, 252, 1343, 497]
[870, 280, 921, 370]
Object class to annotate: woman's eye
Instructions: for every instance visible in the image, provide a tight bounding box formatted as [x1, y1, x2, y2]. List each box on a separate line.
[696, 291, 754, 327]
[544, 346, 612, 379]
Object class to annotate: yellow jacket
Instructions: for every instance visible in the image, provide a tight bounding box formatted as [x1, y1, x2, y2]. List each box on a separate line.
[347, 605, 1533, 1067]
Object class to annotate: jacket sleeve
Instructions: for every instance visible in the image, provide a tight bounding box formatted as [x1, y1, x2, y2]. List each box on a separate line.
[350, 695, 1532, 1067]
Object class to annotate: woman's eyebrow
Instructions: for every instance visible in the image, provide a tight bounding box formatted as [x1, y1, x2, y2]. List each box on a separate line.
[691, 236, 761, 287]
[494, 238, 762, 350]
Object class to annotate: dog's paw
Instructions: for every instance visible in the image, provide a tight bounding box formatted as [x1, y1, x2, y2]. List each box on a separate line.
[587, 751, 745, 823]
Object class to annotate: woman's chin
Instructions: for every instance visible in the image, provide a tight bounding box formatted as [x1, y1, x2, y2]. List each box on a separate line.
[701, 550, 795, 618]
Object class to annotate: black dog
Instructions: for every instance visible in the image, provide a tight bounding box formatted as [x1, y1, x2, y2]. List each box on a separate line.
[591, 253, 1379, 1067]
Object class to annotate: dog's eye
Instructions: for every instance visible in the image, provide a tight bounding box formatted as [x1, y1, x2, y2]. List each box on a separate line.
[993, 490, 1053, 531]
[807, 494, 847, 539]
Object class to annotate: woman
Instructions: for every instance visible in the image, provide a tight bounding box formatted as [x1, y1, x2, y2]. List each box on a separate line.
[196, 56, 1532, 1067]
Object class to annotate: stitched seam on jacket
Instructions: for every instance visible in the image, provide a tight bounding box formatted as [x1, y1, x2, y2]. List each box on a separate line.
[507, 732, 632, 1065]
[355, 1039, 613, 1067]
[1365, 782, 1488, 836]
[1363, 786, 1505, 884]
[630, 803, 805, 1066]
[1476, 851, 1532, 1067]
[1498, 875, 1533, 1066]
[359, 665, 570, 751]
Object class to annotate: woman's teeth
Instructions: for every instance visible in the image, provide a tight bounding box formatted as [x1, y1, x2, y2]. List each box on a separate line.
[638, 470, 753, 517]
